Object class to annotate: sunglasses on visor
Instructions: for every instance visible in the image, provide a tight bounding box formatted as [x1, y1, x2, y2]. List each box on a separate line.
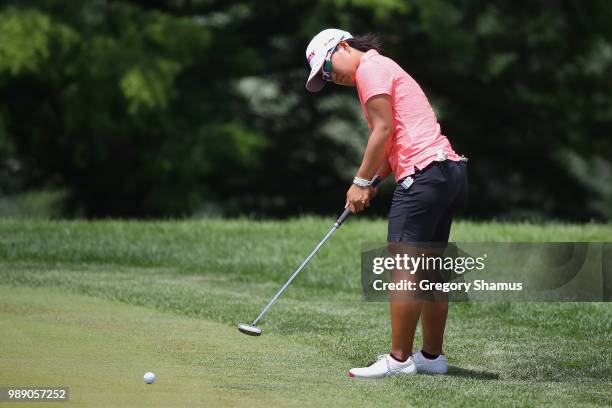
[321, 43, 340, 82]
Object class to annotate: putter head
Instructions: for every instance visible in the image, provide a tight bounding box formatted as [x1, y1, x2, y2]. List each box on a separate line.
[238, 323, 262, 336]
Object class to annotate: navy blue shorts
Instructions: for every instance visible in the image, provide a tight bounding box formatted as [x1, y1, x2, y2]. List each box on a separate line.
[387, 160, 468, 243]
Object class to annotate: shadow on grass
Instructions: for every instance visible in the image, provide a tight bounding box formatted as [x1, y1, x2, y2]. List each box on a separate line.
[446, 366, 500, 380]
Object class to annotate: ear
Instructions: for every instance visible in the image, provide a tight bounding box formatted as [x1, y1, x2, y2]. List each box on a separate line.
[338, 40, 350, 52]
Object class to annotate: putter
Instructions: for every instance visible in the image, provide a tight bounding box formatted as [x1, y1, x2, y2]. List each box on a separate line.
[238, 176, 382, 336]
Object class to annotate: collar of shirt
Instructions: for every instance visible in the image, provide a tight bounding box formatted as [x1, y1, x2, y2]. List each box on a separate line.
[360, 49, 379, 63]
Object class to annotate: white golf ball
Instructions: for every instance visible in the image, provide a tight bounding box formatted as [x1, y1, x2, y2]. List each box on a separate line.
[144, 372, 156, 384]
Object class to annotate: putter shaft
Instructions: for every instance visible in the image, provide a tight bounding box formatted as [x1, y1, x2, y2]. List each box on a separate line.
[245, 175, 381, 330]
[251, 223, 339, 326]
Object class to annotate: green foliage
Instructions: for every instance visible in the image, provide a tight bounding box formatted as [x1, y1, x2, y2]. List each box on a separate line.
[120, 58, 181, 113]
[0, 7, 78, 75]
[0, 1, 610, 219]
[0, 189, 66, 218]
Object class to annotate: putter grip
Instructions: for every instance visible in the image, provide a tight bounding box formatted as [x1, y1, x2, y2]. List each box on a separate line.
[336, 175, 382, 226]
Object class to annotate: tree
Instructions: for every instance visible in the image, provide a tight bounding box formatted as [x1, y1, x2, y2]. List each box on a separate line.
[1, 0, 610, 220]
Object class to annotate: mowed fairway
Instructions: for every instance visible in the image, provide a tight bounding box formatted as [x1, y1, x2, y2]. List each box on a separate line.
[0, 285, 400, 407]
[0, 218, 611, 407]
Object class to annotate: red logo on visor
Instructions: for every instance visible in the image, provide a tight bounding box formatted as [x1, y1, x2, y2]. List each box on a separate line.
[307, 50, 315, 64]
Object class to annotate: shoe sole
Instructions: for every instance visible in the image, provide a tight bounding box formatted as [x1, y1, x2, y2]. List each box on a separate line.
[414, 364, 448, 374]
[348, 369, 416, 378]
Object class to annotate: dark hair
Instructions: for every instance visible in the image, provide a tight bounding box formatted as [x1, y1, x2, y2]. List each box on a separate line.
[346, 34, 383, 54]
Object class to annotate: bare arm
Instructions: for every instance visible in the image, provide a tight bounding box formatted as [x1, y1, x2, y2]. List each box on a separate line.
[374, 156, 392, 181]
[345, 94, 393, 213]
[355, 94, 394, 180]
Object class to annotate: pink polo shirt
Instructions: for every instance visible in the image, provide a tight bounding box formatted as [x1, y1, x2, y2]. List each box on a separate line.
[355, 50, 460, 182]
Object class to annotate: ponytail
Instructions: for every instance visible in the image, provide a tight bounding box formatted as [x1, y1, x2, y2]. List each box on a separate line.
[346, 34, 383, 54]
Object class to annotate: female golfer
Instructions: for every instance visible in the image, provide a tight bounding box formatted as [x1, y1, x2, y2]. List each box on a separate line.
[305, 29, 468, 378]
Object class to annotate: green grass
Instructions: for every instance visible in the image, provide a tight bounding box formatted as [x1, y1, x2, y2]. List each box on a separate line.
[0, 218, 611, 407]
[0, 285, 408, 407]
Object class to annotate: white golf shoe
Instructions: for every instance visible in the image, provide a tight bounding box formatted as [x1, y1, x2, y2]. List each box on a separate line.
[412, 350, 448, 374]
[348, 354, 417, 379]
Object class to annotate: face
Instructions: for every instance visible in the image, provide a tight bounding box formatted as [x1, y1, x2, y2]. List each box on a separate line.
[323, 41, 357, 87]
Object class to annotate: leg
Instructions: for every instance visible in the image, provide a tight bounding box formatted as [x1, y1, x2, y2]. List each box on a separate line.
[387, 173, 446, 361]
[420, 163, 467, 355]
[420, 299, 448, 355]
[388, 242, 447, 360]
[388, 242, 422, 360]
[390, 300, 422, 360]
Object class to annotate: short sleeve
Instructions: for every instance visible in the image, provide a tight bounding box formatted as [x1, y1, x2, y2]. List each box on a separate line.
[356, 61, 393, 104]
